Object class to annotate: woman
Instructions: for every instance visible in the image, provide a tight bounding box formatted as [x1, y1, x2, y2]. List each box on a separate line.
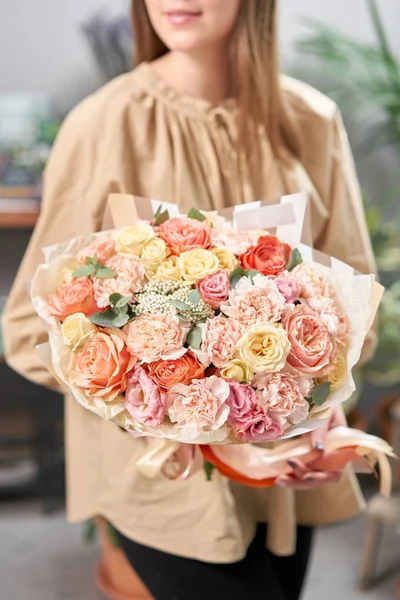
[3, 1, 375, 598]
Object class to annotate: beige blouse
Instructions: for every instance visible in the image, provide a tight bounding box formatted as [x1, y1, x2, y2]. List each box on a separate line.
[3, 63, 374, 561]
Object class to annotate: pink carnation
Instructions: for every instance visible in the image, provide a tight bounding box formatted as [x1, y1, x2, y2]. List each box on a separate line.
[197, 270, 230, 309]
[231, 406, 283, 443]
[168, 376, 230, 434]
[289, 264, 334, 300]
[272, 276, 299, 303]
[200, 316, 243, 368]
[77, 237, 116, 265]
[93, 255, 145, 308]
[126, 313, 188, 363]
[253, 372, 311, 428]
[124, 366, 166, 428]
[221, 275, 285, 326]
[306, 296, 349, 342]
[211, 226, 262, 256]
[225, 380, 258, 424]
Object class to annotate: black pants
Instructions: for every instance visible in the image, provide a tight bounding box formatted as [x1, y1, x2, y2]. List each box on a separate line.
[116, 524, 313, 600]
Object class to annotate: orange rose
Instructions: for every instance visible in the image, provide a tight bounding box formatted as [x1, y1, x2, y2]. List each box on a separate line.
[69, 329, 135, 400]
[158, 217, 211, 255]
[147, 351, 205, 391]
[239, 236, 291, 276]
[48, 277, 100, 320]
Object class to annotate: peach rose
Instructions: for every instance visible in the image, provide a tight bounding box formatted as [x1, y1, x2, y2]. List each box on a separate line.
[168, 376, 230, 434]
[77, 237, 116, 265]
[124, 366, 166, 428]
[158, 217, 211, 255]
[126, 313, 188, 363]
[253, 372, 311, 428]
[201, 316, 243, 368]
[147, 352, 205, 391]
[221, 275, 285, 326]
[240, 235, 290, 276]
[93, 255, 145, 308]
[282, 305, 336, 376]
[69, 328, 135, 400]
[197, 270, 231, 309]
[48, 277, 99, 320]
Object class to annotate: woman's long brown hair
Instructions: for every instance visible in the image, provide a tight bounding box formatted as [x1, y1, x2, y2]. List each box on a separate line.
[131, 0, 301, 160]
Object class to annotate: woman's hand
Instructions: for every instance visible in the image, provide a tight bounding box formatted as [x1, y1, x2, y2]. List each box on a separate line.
[275, 405, 347, 490]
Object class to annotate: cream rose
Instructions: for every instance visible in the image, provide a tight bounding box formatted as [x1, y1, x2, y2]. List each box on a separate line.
[221, 360, 254, 384]
[237, 323, 291, 374]
[141, 237, 169, 274]
[155, 256, 181, 281]
[61, 313, 97, 350]
[177, 249, 219, 283]
[211, 247, 240, 271]
[114, 223, 156, 256]
[318, 353, 347, 390]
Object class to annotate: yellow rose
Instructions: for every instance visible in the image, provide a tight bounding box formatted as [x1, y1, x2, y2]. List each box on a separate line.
[200, 210, 219, 227]
[211, 247, 240, 271]
[156, 256, 181, 281]
[61, 313, 97, 350]
[141, 237, 169, 274]
[318, 353, 347, 390]
[221, 360, 254, 384]
[237, 323, 291, 374]
[60, 268, 75, 285]
[177, 249, 219, 283]
[114, 223, 156, 256]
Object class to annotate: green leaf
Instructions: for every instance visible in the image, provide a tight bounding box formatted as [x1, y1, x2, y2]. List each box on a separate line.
[230, 266, 245, 282]
[109, 293, 123, 306]
[112, 313, 130, 328]
[154, 209, 170, 226]
[188, 289, 201, 304]
[312, 382, 332, 407]
[89, 310, 116, 327]
[95, 267, 117, 279]
[203, 460, 216, 482]
[170, 299, 191, 311]
[83, 519, 97, 544]
[188, 208, 206, 222]
[116, 296, 131, 308]
[177, 314, 193, 323]
[286, 248, 303, 271]
[244, 269, 263, 280]
[154, 204, 163, 219]
[72, 264, 95, 278]
[187, 325, 202, 349]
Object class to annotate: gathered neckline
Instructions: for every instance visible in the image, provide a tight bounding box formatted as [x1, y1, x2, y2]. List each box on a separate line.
[132, 61, 237, 118]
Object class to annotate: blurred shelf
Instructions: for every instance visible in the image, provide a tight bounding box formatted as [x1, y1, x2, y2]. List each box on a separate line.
[0, 198, 40, 229]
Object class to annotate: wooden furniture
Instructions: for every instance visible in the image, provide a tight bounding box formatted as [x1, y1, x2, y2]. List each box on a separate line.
[0, 198, 40, 229]
[359, 395, 400, 590]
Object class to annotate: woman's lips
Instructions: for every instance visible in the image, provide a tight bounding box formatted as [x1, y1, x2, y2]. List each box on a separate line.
[165, 10, 202, 25]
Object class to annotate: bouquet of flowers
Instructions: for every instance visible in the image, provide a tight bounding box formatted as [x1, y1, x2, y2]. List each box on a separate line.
[31, 194, 393, 488]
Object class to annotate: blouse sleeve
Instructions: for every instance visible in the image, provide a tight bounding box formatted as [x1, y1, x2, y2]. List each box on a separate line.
[316, 109, 376, 275]
[2, 107, 113, 389]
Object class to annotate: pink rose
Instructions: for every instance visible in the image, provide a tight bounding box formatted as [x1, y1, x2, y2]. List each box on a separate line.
[231, 406, 284, 442]
[253, 372, 311, 428]
[168, 376, 230, 434]
[225, 380, 258, 424]
[197, 270, 230, 309]
[221, 276, 285, 326]
[93, 255, 145, 308]
[282, 305, 336, 376]
[124, 366, 166, 428]
[273, 276, 299, 303]
[126, 313, 188, 363]
[77, 237, 116, 265]
[200, 316, 243, 367]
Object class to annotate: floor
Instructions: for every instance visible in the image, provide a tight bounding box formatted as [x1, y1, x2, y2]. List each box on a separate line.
[0, 498, 399, 600]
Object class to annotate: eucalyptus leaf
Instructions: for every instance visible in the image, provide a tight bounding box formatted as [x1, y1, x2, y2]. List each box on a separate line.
[154, 209, 170, 226]
[96, 267, 117, 279]
[244, 269, 263, 280]
[188, 208, 206, 222]
[229, 266, 244, 282]
[89, 310, 116, 327]
[186, 325, 202, 349]
[286, 248, 303, 271]
[112, 313, 130, 328]
[312, 382, 331, 407]
[170, 299, 191, 311]
[72, 264, 95, 278]
[116, 296, 131, 308]
[109, 293, 123, 306]
[188, 289, 201, 304]
[177, 314, 193, 323]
